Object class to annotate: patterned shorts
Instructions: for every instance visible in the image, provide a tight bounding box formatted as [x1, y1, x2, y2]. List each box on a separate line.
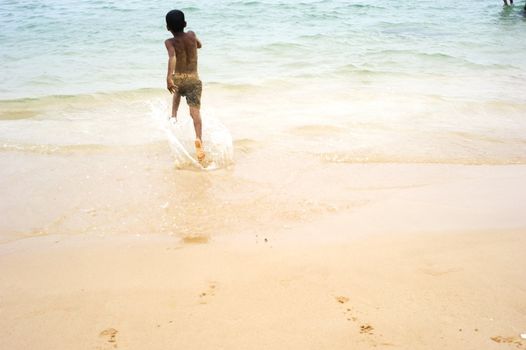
[173, 75, 202, 108]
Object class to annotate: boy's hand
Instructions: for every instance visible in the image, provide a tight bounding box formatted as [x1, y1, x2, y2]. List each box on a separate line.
[167, 78, 178, 94]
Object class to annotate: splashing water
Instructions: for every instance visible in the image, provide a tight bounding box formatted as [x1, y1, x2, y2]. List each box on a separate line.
[149, 99, 234, 170]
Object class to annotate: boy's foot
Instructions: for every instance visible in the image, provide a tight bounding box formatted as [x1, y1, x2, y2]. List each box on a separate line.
[195, 139, 205, 162]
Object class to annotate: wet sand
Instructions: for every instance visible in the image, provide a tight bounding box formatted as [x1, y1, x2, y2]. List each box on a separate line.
[1, 164, 525, 350]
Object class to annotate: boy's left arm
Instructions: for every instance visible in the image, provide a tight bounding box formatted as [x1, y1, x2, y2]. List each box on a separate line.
[188, 31, 202, 49]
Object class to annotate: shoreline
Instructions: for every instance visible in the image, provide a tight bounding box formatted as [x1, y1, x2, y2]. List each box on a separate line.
[3, 163, 526, 244]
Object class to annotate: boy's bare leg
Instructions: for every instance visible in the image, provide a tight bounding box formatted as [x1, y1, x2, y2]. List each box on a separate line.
[190, 106, 205, 162]
[189, 106, 202, 140]
[171, 93, 181, 119]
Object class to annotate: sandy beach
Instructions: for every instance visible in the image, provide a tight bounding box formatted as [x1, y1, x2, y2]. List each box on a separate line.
[1, 164, 525, 350]
[2, 1, 526, 349]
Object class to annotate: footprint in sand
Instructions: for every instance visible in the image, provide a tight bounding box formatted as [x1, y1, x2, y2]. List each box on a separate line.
[97, 328, 118, 349]
[199, 281, 218, 304]
[335, 296, 358, 322]
[491, 335, 525, 349]
[360, 324, 374, 334]
[336, 296, 349, 304]
[334, 295, 394, 347]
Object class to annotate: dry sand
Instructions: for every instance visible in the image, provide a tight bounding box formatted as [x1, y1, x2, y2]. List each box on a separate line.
[1, 165, 526, 349]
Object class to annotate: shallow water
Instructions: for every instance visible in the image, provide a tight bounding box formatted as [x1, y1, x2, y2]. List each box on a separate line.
[1, 0, 526, 241]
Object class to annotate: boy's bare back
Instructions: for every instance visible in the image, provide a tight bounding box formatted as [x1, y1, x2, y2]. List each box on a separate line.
[164, 31, 202, 76]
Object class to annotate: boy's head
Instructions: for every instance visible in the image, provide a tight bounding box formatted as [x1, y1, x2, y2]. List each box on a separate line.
[166, 10, 186, 33]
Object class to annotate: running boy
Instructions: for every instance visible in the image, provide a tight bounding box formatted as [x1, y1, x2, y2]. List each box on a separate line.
[164, 9, 205, 162]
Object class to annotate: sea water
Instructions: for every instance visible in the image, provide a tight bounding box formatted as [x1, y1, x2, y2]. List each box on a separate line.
[0, 0, 525, 98]
[2, 0, 526, 163]
[1, 0, 526, 241]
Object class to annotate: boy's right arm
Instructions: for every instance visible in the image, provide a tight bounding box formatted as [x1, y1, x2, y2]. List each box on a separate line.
[164, 39, 177, 93]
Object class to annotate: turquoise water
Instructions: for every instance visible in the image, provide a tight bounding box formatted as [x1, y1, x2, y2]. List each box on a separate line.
[1, 0, 525, 99]
[1, 0, 526, 166]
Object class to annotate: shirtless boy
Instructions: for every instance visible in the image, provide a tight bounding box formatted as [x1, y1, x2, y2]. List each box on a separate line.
[164, 9, 205, 162]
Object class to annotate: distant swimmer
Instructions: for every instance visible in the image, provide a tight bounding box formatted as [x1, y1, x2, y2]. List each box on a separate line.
[502, 0, 513, 5]
[164, 9, 205, 163]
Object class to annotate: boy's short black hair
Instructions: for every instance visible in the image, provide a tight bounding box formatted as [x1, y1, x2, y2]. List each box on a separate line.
[166, 10, 186, 32]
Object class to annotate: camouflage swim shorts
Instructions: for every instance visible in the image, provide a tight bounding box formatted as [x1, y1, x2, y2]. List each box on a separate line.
[173, 75, 202, 108]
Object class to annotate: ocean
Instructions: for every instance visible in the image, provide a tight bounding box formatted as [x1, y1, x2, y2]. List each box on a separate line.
[1, 0, 526, 241]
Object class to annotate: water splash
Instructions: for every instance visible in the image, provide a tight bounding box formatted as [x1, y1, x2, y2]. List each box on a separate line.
[149, 99, 234, 170]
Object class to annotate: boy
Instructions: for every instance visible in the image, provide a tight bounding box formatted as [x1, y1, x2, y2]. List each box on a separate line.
[165, 9, 205, 162]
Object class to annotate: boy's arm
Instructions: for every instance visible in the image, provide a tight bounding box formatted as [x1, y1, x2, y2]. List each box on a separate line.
[188, 31, 202, 49]
[164, 39, 177, 93]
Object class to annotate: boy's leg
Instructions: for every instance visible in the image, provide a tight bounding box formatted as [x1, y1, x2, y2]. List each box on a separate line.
[171, 92, 181, 119]
[189, 106, 202, 141]
[186, 79, 204, 161]
[190, 106, 205, 162]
